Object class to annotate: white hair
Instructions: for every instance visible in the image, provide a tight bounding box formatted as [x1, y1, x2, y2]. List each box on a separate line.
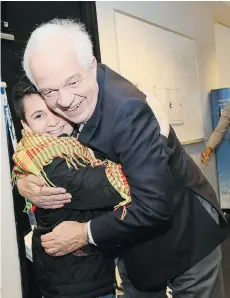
[23, 18, 94, 85]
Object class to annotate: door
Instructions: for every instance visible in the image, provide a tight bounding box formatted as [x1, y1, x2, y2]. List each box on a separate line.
[1, 2, 100, 297]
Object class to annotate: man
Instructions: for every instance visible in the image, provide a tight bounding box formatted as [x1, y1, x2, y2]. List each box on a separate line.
[201, 102, 230, 164]
[18, 19, 228, 298]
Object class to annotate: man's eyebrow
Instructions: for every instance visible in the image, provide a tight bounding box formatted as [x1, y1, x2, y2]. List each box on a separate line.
[64, 73, 82, 86]
[39, 73, 82, 92]
[39, 88, 57, 92]
[31, 110, 43, 117]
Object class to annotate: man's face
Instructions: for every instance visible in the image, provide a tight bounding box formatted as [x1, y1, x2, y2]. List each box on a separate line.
[22, 94, 74, 136]
[29, 40, 98, 124]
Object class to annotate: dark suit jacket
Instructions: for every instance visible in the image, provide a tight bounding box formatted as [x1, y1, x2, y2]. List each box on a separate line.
[78, 64, 228, 290]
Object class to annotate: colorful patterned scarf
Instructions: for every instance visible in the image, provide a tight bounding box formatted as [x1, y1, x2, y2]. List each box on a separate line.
[12, 130, 131, 218]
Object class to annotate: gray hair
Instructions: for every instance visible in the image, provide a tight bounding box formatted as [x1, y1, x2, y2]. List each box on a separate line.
[23, 18, 94, 85]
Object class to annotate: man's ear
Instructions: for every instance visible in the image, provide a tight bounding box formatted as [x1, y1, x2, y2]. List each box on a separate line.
[21, 120, 32, 132]
[90, 57, 97, 70]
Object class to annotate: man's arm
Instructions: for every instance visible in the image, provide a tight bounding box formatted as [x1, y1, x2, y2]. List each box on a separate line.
[90, 99, 174, 251]
[44, 158, 122, 210]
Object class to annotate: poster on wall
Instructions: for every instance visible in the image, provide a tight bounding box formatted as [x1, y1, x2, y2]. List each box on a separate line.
[210, 88, 230, 208]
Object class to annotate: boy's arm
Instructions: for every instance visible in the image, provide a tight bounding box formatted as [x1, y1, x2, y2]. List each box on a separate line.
[43, 158, 122, 210]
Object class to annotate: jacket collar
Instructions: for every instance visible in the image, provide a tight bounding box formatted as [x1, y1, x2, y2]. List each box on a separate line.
[78, 64, 105, 145]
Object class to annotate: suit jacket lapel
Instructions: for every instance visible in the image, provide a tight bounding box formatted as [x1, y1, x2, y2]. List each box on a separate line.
[78, 66, 104, 145]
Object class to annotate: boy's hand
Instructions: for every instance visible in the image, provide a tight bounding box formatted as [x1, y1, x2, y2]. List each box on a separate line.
[17, 175, 72, 209]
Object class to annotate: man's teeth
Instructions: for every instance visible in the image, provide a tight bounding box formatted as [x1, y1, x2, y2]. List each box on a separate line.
[67, 102, 82, 111]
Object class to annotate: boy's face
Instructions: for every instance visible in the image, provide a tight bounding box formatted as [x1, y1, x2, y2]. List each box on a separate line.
[22, 94, 74, 136]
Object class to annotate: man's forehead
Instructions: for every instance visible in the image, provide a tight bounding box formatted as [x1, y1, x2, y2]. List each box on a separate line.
[30, 52, 84, 90]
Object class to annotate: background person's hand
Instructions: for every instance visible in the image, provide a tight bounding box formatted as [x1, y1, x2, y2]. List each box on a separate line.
[41, 221, 88, 256]
[17, 175, 72, 209]
[201, 147, 213, 165]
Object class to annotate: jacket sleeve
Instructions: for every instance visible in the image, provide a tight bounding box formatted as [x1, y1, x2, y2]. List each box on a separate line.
[206, 102, 230, 150]
[90, 99, 174, 252]
[44, 159, 122, 210]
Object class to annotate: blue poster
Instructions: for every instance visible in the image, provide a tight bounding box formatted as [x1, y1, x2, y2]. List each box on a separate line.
[210, 88, 230, 208]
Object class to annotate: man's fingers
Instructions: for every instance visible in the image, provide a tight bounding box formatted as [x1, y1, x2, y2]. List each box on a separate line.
[41, 240, 54, 249]
[39, 194, 71, 202]
[41, 232, 55, 243]
[37, 201, 65, 209]
[48, 193, 72, 201]
[39, 186, 68, 196]
[50, 204, 65, 209]
[45, 248, 56, 256]
[38, 196, 71, 209]
[45, 247, 67, 256]
[53, 252, 65, 257]
[53, 252, 64, 257]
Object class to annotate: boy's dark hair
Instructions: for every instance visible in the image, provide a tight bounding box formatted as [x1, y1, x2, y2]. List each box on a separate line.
[12, 75, 40, 121]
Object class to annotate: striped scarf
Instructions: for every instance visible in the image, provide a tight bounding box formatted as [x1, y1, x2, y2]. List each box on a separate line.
[12, 130, 131, 217]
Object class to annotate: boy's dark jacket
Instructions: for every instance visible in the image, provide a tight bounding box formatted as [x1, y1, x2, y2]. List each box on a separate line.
[33, 158, 121, 298]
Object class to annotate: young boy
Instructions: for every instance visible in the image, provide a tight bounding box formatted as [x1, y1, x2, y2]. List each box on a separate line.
[11, 76, 130, 298]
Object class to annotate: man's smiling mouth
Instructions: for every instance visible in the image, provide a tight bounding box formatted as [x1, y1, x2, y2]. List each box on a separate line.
[66, 99, 84, 112]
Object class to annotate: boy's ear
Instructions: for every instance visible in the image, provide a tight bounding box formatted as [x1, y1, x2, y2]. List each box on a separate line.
[21, 120, 32, 132]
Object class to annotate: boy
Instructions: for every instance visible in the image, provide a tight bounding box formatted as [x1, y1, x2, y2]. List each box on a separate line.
[11, 76, 131, 298]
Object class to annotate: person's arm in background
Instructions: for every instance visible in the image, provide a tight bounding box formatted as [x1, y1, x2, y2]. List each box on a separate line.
[89, 99, 174, 252]
[43, 158, 122, 210]
[201, 102, 230, 165]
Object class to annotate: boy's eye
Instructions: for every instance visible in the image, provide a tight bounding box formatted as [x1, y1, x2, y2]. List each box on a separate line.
[35, 114, 43, 120]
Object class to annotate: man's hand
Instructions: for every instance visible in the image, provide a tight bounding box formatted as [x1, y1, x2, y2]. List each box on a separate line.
[41, 221, 88, 256]
[17, 175, 72, 209]
[201, 147, 213, 165]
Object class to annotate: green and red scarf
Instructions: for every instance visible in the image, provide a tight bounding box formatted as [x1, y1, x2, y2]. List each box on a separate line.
[12, 130, 131, 218]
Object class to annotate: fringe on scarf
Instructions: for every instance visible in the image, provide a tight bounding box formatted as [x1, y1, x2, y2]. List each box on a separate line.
[12, 131, 132, 219]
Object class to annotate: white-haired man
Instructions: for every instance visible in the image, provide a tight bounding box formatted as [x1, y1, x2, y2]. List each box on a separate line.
[18, 19, 228, 298]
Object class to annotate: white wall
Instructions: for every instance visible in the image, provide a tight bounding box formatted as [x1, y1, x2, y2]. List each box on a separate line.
[1, 87, 22, 298]
[214, 23, 230, 88]
[96, 1, 230, 197]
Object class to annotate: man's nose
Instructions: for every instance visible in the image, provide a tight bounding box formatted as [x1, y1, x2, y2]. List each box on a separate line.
[57, 89, 73, 108]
